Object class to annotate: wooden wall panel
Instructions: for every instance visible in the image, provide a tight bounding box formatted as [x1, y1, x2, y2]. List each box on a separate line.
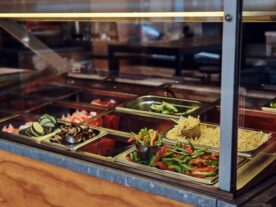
[0, 150, 193, 207]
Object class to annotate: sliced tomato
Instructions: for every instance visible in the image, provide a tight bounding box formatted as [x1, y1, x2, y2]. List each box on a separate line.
[191, 166, 216, 173]
[173, 153, 183, 158]
[71, 116, 82, 123]
[187, 173, 205, 178]
[191, 158, 208, 166]
[155, 162, 170, 170]
[183, 144, 193, 153]
[87, 118, 103, 127]
[154, 146, 169, 162]
[91, 99, 117, 108]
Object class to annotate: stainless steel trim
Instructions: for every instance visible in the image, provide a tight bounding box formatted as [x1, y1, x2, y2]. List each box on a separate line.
[219, 0, 243, 192]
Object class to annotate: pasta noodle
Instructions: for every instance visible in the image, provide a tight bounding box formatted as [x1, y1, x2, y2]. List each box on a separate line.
[166, 118, 270, 152]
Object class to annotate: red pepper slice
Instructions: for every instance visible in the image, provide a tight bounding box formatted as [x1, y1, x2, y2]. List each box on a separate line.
[155, 162, 170, 170]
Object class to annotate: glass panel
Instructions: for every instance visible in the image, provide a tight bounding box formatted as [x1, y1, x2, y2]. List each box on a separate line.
[235, 3, 276, 192]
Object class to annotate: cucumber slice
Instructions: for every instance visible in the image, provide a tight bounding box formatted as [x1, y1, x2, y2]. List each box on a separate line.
[39, 114, 57, 125]
[42, 122, 56, 128]
[39, 118, 52, 126]
[25, 127, 32, 137]
[18, 128, 27, 136]
[31, 122, 44, 136]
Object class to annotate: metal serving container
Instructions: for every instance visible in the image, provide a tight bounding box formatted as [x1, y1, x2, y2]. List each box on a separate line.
[116, 147, 247, 185]
[164, 123, 272, 158]
[83, 110, 175, 134]
[27, 101, 107, 123]
[0, 114, 59, 143]
[261, 98, 276, 113]
[75, 132, 134, 161]
[41, 123, 107, 151]
[63, 89, 136, 109]
[116, 95, 202, 119]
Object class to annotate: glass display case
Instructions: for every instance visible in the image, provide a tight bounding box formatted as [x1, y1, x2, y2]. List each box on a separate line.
[0, 0, 275, 205]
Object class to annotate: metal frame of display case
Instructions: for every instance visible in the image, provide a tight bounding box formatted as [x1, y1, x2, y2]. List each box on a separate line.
[0, 0, 275, 195]
[219, 0, 243, 192]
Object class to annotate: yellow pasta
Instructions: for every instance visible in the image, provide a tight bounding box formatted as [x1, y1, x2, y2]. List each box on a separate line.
[166, 118, 270, 152]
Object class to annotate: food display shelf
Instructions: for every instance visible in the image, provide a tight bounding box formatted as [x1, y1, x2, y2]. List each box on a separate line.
[116, 95, 202, 119]
[0, 78, 274, 189]
[63, 89, 137, 109]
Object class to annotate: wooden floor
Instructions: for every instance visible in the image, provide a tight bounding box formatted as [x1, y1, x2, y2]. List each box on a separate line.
[0, 150, 193, 207]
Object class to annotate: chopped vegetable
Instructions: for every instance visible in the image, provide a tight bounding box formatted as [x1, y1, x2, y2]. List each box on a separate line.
[150, 101, 199, 116]
[127, 142, 219, 178]
[128, 128, 163, 147]
[270, 101, 276, 108]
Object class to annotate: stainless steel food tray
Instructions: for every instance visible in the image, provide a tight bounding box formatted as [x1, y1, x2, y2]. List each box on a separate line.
[40, 124, 108, 151]
[116, 147, 247, 185]
[116, 147, 217, 185]
[9, 129, 59, 143]
[116, 95, 202, 119]
[261, 98, 276, 113]
[163, 123, 272, 158]
[76, 132, 134, 162]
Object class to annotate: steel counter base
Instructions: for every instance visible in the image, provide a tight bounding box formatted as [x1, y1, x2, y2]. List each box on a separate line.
[0, 139, 275, 207]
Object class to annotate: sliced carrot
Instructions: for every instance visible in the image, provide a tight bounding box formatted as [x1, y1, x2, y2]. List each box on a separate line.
[127, 137, 136, 143]
[150, 130, 158, 146]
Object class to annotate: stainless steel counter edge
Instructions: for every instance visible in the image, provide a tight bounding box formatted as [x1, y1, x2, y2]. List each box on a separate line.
[0, 138, 274, 207]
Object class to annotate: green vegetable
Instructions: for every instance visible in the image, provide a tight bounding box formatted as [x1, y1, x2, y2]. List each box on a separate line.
[130, 151, 139, 162]
[150, 101, 178, 115]
[128, 142, 218, 178]
[31, 122, 44, 136]
[149, 155, 156, 167]
[129, 128, 163, 147]
[168, 164, 182, 173]
[270, 102, 276, 108]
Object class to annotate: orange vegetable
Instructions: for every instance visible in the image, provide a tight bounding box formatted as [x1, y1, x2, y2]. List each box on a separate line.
[150, 130, 158, 147]
[127, 137, 136, 143]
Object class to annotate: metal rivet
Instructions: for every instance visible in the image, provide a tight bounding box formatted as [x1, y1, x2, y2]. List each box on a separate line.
[225, 14, 233, 22]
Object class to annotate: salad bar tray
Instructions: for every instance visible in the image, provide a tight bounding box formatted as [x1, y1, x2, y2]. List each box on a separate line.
[41, 123, 108, 151]
[116, 95, 202, 119]
[0, 114, 61, 143]
[116, 147, 247, 185]
[76, 133, 134, 161]
[164, 122, 271, 158]
[261, 98, 276, 113]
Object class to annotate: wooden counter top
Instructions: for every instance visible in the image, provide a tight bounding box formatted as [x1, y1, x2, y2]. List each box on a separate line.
[0, 149, 192, 207]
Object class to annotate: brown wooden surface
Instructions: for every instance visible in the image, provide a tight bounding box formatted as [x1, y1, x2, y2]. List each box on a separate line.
[0, 150, 193, 207]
